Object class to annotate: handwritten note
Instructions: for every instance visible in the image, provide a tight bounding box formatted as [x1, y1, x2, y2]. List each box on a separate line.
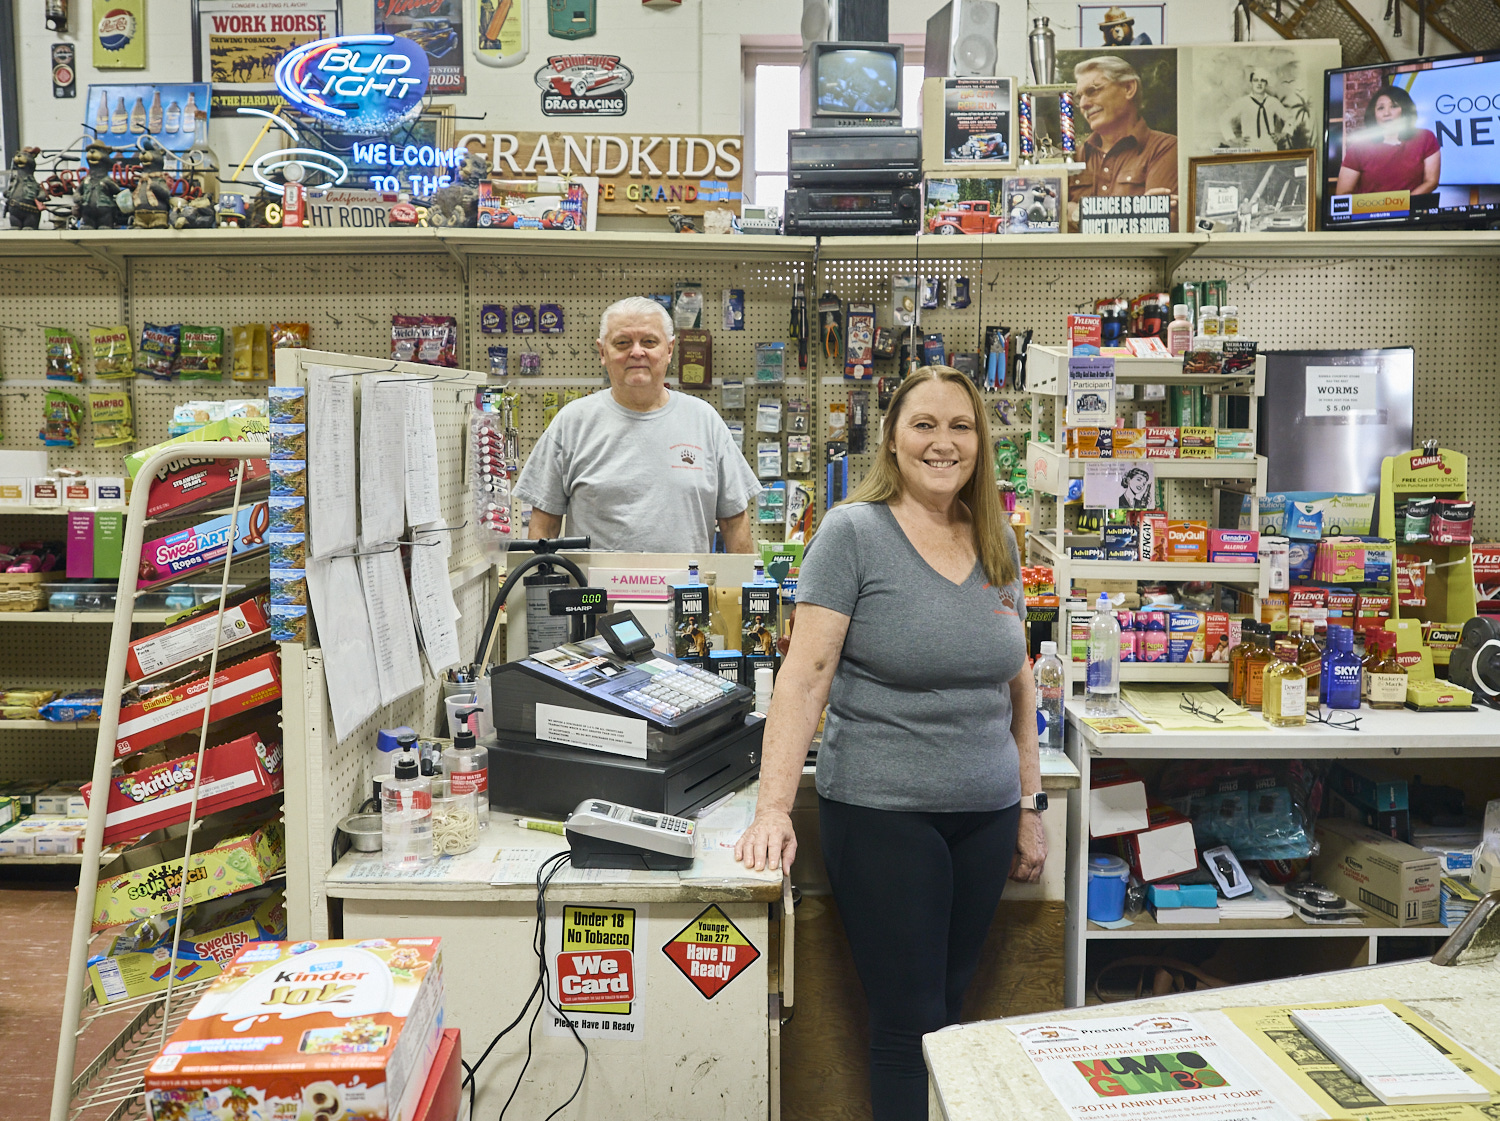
[404, 382, 442, 527]
[359, 549, 425, 705]
[307, 365, 357, 559]
[359, 374, 407, 548]
[306, 556, 381, 743]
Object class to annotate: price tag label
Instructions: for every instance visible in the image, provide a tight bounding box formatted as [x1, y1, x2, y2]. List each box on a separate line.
[1305, 366, 1377, 417]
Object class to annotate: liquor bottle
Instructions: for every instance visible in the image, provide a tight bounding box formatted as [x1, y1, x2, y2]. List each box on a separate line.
[1262, 638, 1308, 727]
[1244, 625, 1275, 711]
[1228, 623, 1249, 704]
[1324, 627, 1363, 710]
[1366, 632, 1409, 710]
[1296, 619, 1322, 712]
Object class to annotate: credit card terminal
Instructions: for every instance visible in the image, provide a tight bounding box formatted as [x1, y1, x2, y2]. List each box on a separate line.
[566, 798, 695, 870]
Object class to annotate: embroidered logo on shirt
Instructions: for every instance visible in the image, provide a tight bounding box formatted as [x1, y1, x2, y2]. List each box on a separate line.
[670, 442, 705, 471]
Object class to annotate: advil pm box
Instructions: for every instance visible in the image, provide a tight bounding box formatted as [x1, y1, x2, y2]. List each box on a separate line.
[145, 938, 445, 1121]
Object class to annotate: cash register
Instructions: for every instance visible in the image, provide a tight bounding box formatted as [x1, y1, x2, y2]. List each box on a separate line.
[486, 608, 764, 819]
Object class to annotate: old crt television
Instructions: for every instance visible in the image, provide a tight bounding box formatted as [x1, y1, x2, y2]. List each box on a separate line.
[1323, 50, 1500, 230]
[800, 41, 905, 128]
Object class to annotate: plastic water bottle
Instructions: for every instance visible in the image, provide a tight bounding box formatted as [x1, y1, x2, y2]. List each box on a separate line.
[1086, 592, 1121, 715]
[382, 744, 434, 872]
[1033, 640, 1066, 754]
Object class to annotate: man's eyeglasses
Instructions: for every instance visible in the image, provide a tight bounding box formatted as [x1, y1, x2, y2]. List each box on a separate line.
[1179, 694, 1226, 724]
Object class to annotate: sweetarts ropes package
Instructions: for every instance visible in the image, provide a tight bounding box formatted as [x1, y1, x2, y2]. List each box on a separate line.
[144, 938, 445, 1121]
[138, 501, 269, 589]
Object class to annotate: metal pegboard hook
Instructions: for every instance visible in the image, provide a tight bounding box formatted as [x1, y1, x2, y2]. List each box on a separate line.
[0, 323, 27, 333]
[0, 391, 31, 400]
[325, 311, 344, 327]
[328, 362, 400, 378]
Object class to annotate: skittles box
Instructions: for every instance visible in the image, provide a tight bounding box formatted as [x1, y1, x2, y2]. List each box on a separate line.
[144, 938, 444, 1121]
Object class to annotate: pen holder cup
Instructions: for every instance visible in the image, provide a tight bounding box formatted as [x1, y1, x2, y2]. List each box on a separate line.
[1087, 854, 1131, 923]
[442, 689, 493, 741]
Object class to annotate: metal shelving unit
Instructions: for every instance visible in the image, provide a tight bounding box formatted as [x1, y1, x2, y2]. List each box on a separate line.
[1062, 701, 1500, 1007]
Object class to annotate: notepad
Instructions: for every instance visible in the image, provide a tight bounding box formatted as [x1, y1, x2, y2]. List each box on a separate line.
[1290, 1004, 1490, 1105]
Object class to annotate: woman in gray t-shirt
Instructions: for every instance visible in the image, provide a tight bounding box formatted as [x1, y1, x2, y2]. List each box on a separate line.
[735, 366, 1047, 1121]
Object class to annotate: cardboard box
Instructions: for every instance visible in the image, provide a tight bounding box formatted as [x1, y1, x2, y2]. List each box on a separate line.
[1209, 529, 1258, 559]
[1143, 426, 1178, 448]
[87, 889, 287, 1006]
[1123, 804, 1199, 883]
[1215, 429, 1255, 457]
[37, 780, 88, 817]
[1313, 817, 1441, 926]
[1328, 761, 1408, 811]
[1144, 446, 1179, 459]
[139, 501, 271, 589]
[85, 733, 284, 844]
[1165, 521, 1208, 563]
[67, 511, 93, 580]
[1179, 426, 1216, 449]
[740, 579, 780, 657]
[126, 597, 271, 681]
[115, 651, 282, 760]
[670, 580, 713, 659]
[0, 818, 52, 856]
[413, 1029, 462, 1121]
[1330, 790, 1411, 843]
[143, 938, 444, 1121]
[1089, 761, 1149, 838]
[124, 418, 271, 518]
[93, 817, 284, 929]
[34, 818, 89, 854]
[94, 511, 124, 580]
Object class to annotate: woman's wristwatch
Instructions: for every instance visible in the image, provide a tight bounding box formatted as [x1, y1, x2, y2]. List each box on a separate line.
[1020, 792, 1049, 812]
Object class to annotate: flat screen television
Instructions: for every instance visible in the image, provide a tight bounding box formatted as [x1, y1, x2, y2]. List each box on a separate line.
[800, 41, 905, 128]
[1323, 50, 1500, 230]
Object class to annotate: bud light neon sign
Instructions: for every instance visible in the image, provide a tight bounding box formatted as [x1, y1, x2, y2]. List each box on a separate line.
[275, 35, 430, 135]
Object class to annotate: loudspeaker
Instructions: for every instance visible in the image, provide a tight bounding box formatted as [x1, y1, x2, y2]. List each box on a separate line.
[925, 0, 1001, 79]
[800, 0, 835, 50]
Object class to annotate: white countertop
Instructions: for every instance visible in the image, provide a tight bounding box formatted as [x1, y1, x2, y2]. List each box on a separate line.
[1067, 699, 1500, 757]
[925, 958, 1500, 1121]
[325, 783, 784, 904]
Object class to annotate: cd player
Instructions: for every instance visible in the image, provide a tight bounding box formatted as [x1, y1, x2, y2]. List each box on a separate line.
[788, 127, 922, 187]
[783, 186, 921, 236]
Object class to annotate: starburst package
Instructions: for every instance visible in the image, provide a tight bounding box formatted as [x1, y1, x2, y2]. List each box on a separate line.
[144, 938, 445, 1121]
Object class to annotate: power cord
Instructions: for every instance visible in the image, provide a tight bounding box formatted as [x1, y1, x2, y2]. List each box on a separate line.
[458, 850, 588, 1121]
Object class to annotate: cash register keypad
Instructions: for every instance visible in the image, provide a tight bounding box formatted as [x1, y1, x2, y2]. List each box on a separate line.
[621, 665, 738, 720]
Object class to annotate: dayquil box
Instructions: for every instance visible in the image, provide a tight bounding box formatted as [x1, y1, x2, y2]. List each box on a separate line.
[143, 938, 444, 1121]
[1165, 521, 1207, 562]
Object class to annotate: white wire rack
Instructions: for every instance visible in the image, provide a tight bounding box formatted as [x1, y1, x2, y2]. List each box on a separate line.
[49, 441, 273, 1121]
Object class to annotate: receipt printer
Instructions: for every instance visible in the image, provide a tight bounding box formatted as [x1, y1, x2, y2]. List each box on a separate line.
[566, 798, 695, 871]
[487, 610, 764, 819]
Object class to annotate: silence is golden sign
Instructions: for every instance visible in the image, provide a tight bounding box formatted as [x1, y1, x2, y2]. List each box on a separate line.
[456, 130, 743, 215]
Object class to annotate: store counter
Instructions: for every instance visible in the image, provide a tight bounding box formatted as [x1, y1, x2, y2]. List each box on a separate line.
[325, 784, 786, 1121]
[924, 956, 1500, 1121]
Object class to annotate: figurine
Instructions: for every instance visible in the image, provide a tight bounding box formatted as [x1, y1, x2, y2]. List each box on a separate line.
[425, 150, 490, 228]
[74, 141, 123, 229]
[129, 146, 172, 229]
[216, 193, 247, 228]
[3, 147, 44, 230]
[170, 195, 216, 230]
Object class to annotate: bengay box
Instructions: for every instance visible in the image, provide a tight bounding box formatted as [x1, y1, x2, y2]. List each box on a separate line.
[115, 651, 282, 760]
[144, 938, 445, 1121]
[1312, 817, 1441, 927]
[88, 888, 287, 1006]
[85, 733, 284, 844]
[126, 596, 271, 681]
[125, 418, 271, 518]
[139, 501, 270, 589]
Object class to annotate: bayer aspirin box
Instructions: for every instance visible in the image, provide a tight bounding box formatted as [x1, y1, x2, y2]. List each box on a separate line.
[145, 938, 444, 1121]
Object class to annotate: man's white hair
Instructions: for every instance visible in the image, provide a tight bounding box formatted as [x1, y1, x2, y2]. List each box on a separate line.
[1075, 55, 1141, 91]
[598, 296, 674, 342]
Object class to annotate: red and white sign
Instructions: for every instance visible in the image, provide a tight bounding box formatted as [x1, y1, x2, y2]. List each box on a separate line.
[556, 950, 634, 1005]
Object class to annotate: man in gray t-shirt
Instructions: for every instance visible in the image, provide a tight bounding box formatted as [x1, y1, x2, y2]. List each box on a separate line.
[513, 296, 761, 553]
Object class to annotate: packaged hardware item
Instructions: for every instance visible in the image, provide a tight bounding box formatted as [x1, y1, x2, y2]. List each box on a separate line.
[142, 937, 444, 1121]
[269, 321, 310, 351]
[90, 324, 134, 378]
[677, 328, 712, 387]
[41, 389, 83, 447]
[87, 888, 287, 1007]
[44, 327, 82, 381]
[88, 389, 134, 447]
[391, 314, 459, 367]
[231, 324, 270, 380]
[93, 816, 284, 928]
[115, 650, 282, 759]
[175, 325, 225, 379]
[137, 501, 271, 590]
[136, 322, 181, 379]
[125, 418, 271, 518]
[85, 733, 283, 844]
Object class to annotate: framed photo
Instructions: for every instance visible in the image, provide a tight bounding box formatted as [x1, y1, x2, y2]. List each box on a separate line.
[921, 76, 1016, 173]
[191, 0, 342, 117]
[1079, 4, 1165, 47]
[1001, 174, 1065, 234]
[1189, 150, 1314, 234]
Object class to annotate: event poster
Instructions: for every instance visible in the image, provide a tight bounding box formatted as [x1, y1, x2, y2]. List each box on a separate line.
[1010, 1013, 1299, 1121]
[375, 0, 466, 95]
[927, 77, 1014, 169]
[192, 0, 342, 116]
[1222, 1001, 1500, 1121]
[1057, 46, 1178, 233]
[1066, 355, 1115, 426]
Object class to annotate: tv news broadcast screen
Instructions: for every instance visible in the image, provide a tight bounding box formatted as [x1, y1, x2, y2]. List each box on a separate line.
[1324, 51, 1500, 229]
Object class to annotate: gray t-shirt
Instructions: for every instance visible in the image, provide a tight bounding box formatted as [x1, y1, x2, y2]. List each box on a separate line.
[513, 390, 761, 553]
[796, 501, 1028, 813]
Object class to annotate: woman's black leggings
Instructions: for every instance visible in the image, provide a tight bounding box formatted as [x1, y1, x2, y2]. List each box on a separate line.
[819, 795, 1021, 1121]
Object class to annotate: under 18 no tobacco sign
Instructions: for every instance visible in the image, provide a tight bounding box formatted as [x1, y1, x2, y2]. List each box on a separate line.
[546, 903, 647, 1041]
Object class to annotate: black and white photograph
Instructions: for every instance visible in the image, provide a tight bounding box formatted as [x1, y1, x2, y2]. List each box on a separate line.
[1190, 151, 1314, 234]
[1183, 41, 1340, 157]
[1078, 5, 1164, 47]
[1083, 461, 1156, 509]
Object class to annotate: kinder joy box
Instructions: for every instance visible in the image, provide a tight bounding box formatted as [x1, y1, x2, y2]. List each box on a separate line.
[144, 938, 445, 1121]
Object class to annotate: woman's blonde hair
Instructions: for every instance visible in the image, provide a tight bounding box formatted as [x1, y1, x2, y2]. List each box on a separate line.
[842, 365, 1019, 589]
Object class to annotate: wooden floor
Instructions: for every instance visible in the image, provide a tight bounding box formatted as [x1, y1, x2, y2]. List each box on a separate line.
[782, 895, 1066, 1121]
